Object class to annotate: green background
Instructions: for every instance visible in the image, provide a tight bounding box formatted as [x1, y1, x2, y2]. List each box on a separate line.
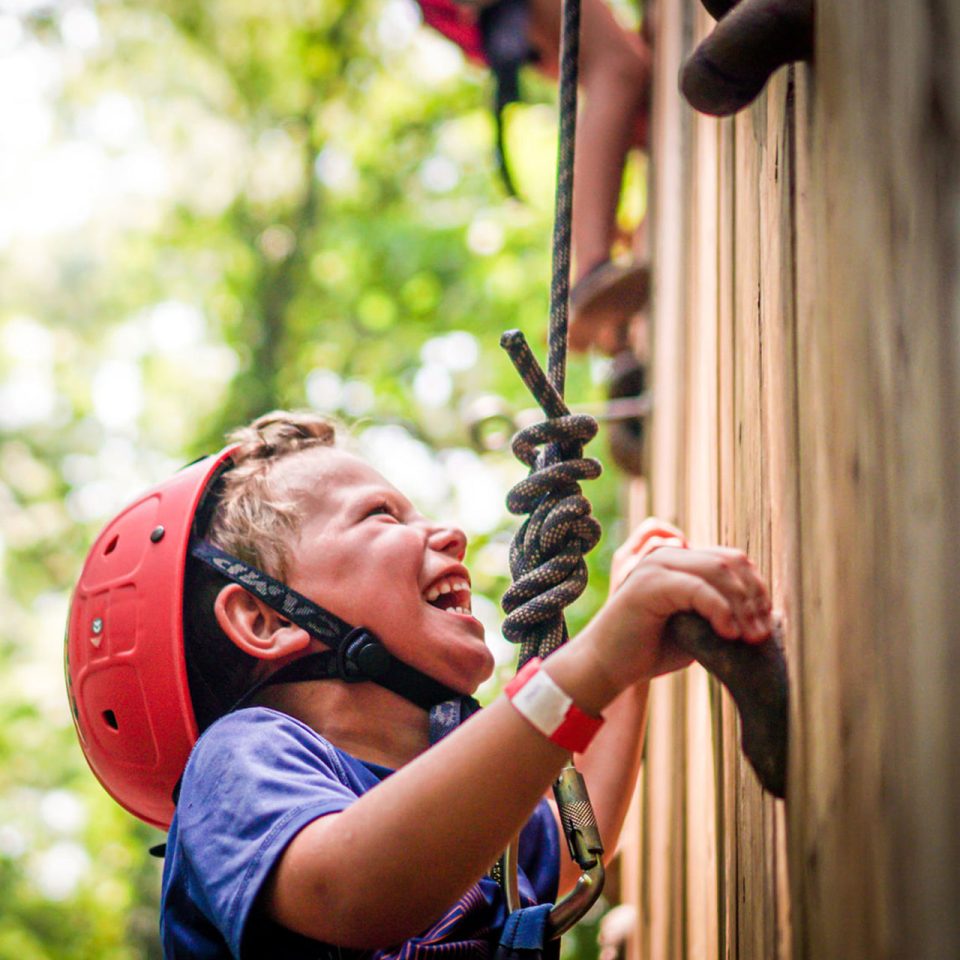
[0, 1, 642, 955]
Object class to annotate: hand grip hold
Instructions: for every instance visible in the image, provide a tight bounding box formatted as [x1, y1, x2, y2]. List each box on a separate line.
[665, 611, 789, 798]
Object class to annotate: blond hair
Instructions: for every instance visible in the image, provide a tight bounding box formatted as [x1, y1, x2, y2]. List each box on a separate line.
[207, 411, 340, 581]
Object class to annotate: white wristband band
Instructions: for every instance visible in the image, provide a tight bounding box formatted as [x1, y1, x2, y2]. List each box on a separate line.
[505, 658, 604, 753]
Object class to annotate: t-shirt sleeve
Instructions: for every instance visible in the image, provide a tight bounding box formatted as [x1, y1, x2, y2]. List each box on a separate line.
[175, 710, 361, 958]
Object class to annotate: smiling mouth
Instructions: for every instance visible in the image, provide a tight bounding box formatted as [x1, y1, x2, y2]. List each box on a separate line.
[423, 574, 472, 616]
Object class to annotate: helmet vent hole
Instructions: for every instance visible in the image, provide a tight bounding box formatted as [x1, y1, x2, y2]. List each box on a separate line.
[104, 535, 119, 556]
[102, 709, 119, 730]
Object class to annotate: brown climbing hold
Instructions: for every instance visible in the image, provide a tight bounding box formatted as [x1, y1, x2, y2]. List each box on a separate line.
[665, 610, 789, 798]
[680, 0, 814, 117]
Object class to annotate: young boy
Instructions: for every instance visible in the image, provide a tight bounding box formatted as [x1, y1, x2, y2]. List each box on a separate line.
[66, 411, 772, 958]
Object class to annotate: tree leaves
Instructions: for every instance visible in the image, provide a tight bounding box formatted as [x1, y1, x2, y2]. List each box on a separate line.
[0, 1, 621, 952]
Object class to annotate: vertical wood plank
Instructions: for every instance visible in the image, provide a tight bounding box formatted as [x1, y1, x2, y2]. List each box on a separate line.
[628, 3, 960, 959]
[683, 64, 722, 960]
[795, 2, 960, 957]
[715, 83, 740, 960]
[638, 0, 696, 955]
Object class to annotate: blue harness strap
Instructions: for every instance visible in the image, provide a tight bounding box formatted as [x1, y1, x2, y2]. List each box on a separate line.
[494, 905, 558, 960]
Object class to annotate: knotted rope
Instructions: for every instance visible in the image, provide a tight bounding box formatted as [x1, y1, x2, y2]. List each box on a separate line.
[494, 0, 609, 932]
[500, 0, 601, 667]
[499, 333, 601, 665]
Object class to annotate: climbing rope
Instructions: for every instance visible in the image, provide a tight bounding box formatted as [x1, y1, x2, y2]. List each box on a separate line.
[496, 0, 607, 943]
[499, 333, 601, 666]
[496, 0, 791, 812]
[499, 0, 602, 668]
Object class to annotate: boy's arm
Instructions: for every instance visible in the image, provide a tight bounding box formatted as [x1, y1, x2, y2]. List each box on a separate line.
[561, 523, 775, 892]
[262, 539, 772, 949]
[551, 519, 689, 894]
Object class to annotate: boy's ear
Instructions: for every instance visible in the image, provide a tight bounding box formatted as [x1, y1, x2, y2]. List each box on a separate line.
[213, 583, 311, 660]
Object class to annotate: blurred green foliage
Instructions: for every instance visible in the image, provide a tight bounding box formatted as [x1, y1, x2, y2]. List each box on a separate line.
[0, 0, 639, 955]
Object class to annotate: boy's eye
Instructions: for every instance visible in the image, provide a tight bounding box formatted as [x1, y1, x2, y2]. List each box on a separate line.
[365, 501, 397, 520]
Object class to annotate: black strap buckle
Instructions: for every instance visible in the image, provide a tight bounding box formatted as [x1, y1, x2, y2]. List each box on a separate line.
[335, 628, 392, 682]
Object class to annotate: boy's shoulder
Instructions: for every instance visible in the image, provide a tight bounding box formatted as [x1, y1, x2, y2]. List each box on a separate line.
[177, 707, 388, 821]
[184, 707, 347, 781]
[188, 706, 327, 763]
[198, 705, 322, 746]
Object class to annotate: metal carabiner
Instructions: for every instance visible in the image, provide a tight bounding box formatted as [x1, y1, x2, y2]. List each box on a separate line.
[498, 761, 605, 939]
[546, 762, 605, 938]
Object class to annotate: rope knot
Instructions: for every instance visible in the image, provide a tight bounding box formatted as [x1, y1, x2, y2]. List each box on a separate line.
[499, 332, 602, 665]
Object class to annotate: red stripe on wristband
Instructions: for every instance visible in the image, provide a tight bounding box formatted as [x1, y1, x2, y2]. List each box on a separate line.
[505, 657, 604, 754]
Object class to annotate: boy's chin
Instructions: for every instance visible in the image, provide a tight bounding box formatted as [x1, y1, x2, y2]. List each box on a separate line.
[446, 645, 496, 696]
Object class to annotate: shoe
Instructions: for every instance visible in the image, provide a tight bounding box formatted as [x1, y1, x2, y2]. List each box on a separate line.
[569, 259, 650, 353]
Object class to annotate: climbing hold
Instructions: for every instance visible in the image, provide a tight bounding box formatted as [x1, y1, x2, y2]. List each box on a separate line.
[606, 349, 647, 477]
[699, 0, 741, 20]
[680, 0, 814, 117]
[665, 611, 789, 798]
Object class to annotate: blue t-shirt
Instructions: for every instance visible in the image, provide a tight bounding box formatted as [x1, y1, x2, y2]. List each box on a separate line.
[160, 707, 560, 959]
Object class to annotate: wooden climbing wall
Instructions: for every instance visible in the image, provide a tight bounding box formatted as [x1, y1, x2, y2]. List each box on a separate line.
[620, 1, 960, 958]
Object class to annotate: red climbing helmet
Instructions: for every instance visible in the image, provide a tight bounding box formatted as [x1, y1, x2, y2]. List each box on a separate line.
[65, 448, 234, 830]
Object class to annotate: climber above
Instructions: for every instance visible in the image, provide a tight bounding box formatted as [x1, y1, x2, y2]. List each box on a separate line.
[417, 0, 653, 353]
[66, 411, 774, 958]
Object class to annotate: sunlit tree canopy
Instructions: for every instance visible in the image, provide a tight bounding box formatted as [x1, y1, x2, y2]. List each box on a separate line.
[1, 1, 638, 955]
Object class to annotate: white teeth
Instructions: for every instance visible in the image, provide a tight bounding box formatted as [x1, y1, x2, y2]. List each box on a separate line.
[444, 606, 471, 616]
[424, 575, 471, 604]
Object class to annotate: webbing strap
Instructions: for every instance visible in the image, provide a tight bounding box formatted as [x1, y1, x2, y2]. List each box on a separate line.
[190, 539, 352, 644]
[494, 905, 556, 960]
[189, 539, 465, 712]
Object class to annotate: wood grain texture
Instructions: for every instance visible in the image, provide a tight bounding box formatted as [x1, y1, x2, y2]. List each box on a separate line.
[625, 0, 960, 957]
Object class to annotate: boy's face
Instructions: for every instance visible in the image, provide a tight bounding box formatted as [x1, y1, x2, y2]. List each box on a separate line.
[275, 447, 494, 694]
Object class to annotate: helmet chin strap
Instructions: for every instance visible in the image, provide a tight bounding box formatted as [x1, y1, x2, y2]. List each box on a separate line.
[188, 540, 480, 742]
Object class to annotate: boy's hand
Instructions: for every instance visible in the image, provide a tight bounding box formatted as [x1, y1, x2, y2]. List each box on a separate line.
[594, 518, 774, 685]
[610, 517, 689, 594]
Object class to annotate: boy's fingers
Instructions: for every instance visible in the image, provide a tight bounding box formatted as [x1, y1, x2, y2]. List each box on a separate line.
[662, 570, 740, 641]
[617, 517, 687, 557]
[636, 533, 687, 562]
[647, 547, 772, 641]
[612, 518, 689, 593]
[705, 547, 772, 614]
[634, 516, 686, 541]
[612, 536, 685, 593]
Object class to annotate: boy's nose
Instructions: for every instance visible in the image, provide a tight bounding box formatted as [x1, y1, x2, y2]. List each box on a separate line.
[427, 523, 467, 561]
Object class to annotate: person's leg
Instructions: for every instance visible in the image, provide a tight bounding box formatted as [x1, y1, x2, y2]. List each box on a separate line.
[526, 0, 651, 282]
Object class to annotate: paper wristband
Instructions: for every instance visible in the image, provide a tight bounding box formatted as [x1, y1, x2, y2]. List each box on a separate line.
[505, 657, 604, 754]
